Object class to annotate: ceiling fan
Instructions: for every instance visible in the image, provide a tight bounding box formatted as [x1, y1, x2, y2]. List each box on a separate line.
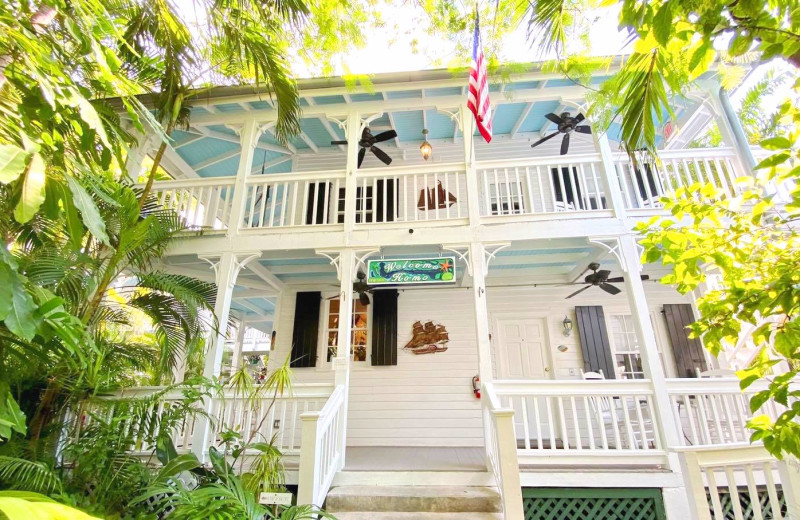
[328, 270, 374, 305]
[565, 262, 649, 299]
[530, 112, 592, 155]
[331, 126, 398, 167]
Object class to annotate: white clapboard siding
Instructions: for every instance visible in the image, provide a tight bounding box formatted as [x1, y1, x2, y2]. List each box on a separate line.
[268, 282, 694, 448]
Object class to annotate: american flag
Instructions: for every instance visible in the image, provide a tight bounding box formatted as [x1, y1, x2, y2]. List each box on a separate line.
[467, 14, 492, 143]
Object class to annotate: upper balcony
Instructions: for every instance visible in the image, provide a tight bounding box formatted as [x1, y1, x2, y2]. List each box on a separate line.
[127, 67, 759, 249]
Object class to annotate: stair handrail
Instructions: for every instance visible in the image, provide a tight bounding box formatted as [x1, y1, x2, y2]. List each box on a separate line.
[297, 384, 346, 508]
[482, 381, 525, 520]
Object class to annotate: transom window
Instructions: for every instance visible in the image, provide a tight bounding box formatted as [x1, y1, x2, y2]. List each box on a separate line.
[608, 314, 644, 379]
[325, 297, 369, 363]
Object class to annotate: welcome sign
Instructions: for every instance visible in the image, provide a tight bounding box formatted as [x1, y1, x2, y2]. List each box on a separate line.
[367, 257, 456, 285]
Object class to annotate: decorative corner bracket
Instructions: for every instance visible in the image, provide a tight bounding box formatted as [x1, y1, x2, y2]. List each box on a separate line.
[199, 252, 262, 287]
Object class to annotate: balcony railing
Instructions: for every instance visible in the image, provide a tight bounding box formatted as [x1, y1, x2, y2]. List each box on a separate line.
[142, 147, 751, 233]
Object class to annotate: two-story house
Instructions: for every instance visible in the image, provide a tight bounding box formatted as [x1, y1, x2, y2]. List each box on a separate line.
[117, 62, 798, 520]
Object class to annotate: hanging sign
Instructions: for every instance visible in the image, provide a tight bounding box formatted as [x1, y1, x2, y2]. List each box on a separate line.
[367, 257, 456, 285]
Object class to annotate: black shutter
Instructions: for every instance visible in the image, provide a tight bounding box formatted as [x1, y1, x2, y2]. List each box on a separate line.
[290, 292, 321, 368]
[305, 182, 330, 225]
[551, 167, 584, 209]
[663, 304, 707, 377]
[375, 179, 397, 222]
[575, 306, 616, 379]
[371, 289, 398, 366]
[634, 164, 663, 200]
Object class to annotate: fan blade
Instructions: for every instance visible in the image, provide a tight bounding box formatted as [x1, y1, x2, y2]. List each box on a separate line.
[371, 146, 392, 165]
[640, 274, 650, 281]
[575, 125, 592, 134]
[545, 113, 563, 125]
[599, 283, 622, 295]
[357, 147, 366, 168]
[566, 285, 592, 299]
[530, 132, 560, 149]
[373, 130, 397, 143]
[560, 132, 570, 155]
[359, 292, 371, 306]
[575, 113, 585, 123]
[330, 140, 348, 145]
[606, 276, 625, 283]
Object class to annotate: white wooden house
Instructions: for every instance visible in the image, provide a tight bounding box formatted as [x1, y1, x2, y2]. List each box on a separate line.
[119, 62, 800, 520]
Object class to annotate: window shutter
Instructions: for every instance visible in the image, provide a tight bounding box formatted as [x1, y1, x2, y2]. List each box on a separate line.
[371, 289, 398, 366]
[634, 164, 663, 201]
[663, 304, 707, 377]
[551, 167, 584, 208]
[375, 179, 397, 223]
[290, 292, 321, 368]
[305, 182, 330, 225]
[575, 306, 616, 379]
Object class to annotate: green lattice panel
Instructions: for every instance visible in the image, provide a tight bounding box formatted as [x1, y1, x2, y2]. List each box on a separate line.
[522, 488, 666, 520]
[708, 488, 787, 520]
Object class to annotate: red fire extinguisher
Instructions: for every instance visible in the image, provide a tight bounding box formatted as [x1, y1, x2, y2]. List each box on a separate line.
[472, 375, 480, 399]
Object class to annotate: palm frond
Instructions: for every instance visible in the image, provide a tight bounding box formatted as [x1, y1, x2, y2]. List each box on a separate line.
[0, 456, 63, 494]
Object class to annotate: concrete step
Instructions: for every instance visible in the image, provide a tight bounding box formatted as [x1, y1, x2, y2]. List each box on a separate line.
[330, 513, 503, 520]
[325, 485, 501, 513]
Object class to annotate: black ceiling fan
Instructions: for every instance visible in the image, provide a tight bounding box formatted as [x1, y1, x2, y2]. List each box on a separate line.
[565, 262, 649, 299]
[531, 112, 592, 155]
[331, 126, 398, 167]
[328, 270, 374, 305]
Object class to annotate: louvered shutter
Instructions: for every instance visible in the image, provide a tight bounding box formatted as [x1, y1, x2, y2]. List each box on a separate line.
[551, 167, 584, 209]
[375, 179, 397, 223]
[290, 292, 321, 368]
[575, 306, 616, 379]
[371, 289, 398, 366]
[663, 304, 707, 377]
[305, 182, 330, 225]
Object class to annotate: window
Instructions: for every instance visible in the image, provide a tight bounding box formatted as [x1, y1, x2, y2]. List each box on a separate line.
[325, 297, 369, 363]
[608, 315, 644, 379]
[488, 179, 524, 215]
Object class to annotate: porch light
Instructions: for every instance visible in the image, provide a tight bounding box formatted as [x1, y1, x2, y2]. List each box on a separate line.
[562, 315, 573, 337]
[419, 129, 432, 161]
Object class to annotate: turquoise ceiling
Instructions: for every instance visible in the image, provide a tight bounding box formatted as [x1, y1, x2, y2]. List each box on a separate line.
[169, 76, 695, 178]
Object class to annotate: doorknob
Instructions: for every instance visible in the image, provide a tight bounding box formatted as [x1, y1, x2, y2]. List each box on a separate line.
[544, 367, 550, 372]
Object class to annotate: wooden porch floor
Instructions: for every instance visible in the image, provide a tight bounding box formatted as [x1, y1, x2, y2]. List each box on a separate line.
[343, 447, 487, 472]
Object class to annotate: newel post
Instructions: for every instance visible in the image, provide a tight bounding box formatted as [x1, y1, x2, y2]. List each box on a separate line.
[777, 456, 800, 519]
[297, 412, 321, 506]
[227, 119, 261, 235]
[593, 132, 627, 219]
[493, 409, 524, 520]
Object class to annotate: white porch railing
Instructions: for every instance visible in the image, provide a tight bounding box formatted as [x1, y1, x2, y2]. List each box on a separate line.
[208, 383, 334, 455]
[241, 170, 347, 229]
[353, 163, 468, 224]
[678, 444, 800, 520]
[297, 384, 346, 508]
[492, 380, 666, 466]
[483, 382, 525, 520]
[477, 155, 609, 217]
[667, 379, 782, 447]
[614, 148, 743, 210]
[145, 177, 236, 230]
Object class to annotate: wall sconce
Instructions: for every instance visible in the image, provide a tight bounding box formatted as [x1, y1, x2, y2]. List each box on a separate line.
[419, 129, 432, 161]
[562, 315, 573, 337]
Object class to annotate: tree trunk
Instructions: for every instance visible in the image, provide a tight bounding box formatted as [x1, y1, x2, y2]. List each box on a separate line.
[138, 140, 168, 209]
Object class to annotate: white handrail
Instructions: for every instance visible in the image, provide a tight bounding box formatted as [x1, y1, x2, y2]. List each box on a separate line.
[482, 382, 525, 520]
[297, 385, 346, 508]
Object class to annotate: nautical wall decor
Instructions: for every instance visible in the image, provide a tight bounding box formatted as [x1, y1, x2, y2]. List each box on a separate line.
[403, 320, 449, 355]
[367, 257, 456, 285]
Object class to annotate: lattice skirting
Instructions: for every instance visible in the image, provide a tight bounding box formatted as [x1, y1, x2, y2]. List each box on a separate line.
[708, 487, 786, 520]
[522, 488, 666, 520]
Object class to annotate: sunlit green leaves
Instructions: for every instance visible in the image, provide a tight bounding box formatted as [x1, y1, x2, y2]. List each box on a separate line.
[0, 145, 29, 183]
[65, 176, 109, 245]
[0, 384, 26, 441]
[12, 154, 45, 224]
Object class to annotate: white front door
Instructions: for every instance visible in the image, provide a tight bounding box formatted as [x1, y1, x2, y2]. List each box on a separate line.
[495, 317, 555, 447]
[495, 318, 550, 380]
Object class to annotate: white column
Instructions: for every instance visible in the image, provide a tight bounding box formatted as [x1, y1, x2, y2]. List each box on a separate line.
[469, 242, 493, 383]
[342, 113, 361, 235]
[230, 321, 247, 373]
[618, 236, 684, 454]
[593, 132, 628, 219]
[227, 119, 261, 236]
[778, 457, 800, 520]
[203, 252, 239, 379]
[460, 105, 482, 228]
[125, 132, 154, 182]
[334, 249, 355, 467]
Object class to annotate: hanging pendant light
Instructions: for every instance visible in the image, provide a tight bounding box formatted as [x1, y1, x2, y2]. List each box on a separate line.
[419, 128, 433, 161]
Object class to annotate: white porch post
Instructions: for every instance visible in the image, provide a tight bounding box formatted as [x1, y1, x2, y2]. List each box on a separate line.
[334, 249, 355, 468]
[617, 234, 692, 519]
[230, 321, 247, 373]
[342, 112, 361, 235]
[593, 132, 628, 219]
[460, 105, 482, 228]
[125, 134, 154, 182]
[228, 118, 262, 235]
[704, 85, 756, 174]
